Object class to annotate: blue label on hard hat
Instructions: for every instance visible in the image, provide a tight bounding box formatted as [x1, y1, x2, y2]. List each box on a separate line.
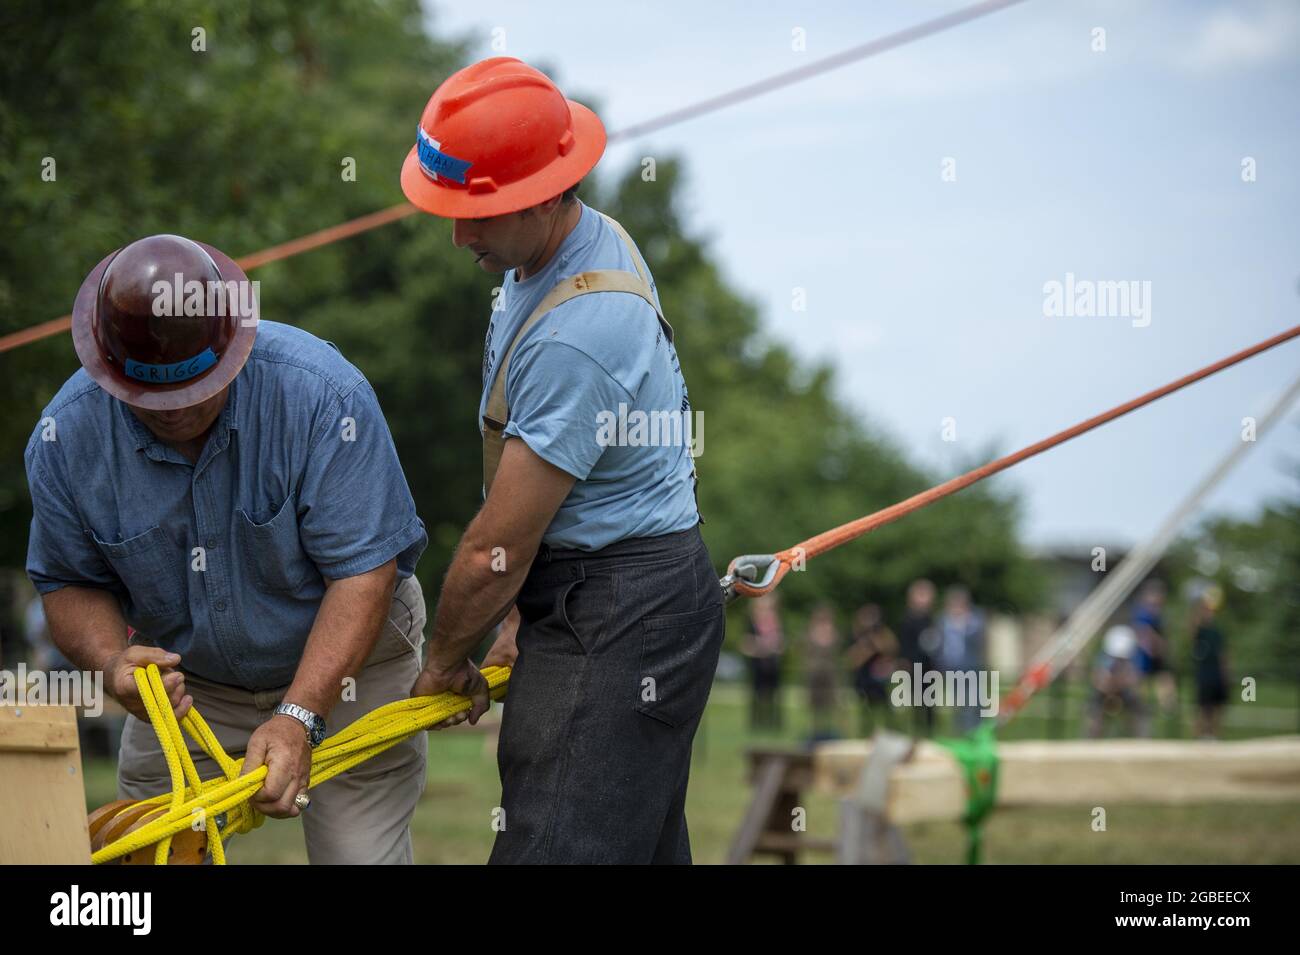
[416, 127, 472, 184]
[124, 347, 218, 385]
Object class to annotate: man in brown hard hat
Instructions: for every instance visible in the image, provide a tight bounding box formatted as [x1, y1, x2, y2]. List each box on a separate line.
[24, 234, 429, 863]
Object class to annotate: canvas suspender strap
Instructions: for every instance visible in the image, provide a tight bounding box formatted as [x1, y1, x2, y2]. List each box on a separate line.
[482, 213, 677, 493]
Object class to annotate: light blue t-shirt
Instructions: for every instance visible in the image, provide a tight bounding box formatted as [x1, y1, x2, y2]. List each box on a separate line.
[479, 201, 700, 551]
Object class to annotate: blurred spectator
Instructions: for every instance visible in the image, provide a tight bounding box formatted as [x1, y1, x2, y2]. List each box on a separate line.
[1190, 585, 1229, 739]
[741, 594, 785, 732]
[23, 593, 123, 757]
[937, 585, 986, 732]
[804, 604, 840, 741]
[847, 603, 900, 736]
[895, 579, 938, 737]
[1132, 579, 1178, 720]
[24, 594, 74, 671]
[1085, 624, 1149, 738]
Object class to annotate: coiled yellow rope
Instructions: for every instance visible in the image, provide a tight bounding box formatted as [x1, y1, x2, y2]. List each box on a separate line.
[92, 662, 511, 864]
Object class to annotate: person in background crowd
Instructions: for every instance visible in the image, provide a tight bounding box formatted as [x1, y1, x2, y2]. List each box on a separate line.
[23, 593, 72, 672]
[1133, 579, 1177, 723]
[803, 603, 841, 741]
[895, 579, 938, 737]
[1085, 624, 1149, 738]
[847, 603, 900, 736]
[741, 594, 785, 731]
[937, 585, 986, 733]
[1191, 584, 1229, 740]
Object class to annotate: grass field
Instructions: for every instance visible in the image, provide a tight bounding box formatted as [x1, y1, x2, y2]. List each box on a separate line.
[81, 678, 1300, 864]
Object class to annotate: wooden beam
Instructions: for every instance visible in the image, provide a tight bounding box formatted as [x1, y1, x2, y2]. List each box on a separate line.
[0, 706, 79, 752]
[814, 736, 1300, 824]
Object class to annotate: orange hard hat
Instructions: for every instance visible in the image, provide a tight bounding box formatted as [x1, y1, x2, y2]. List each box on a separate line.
[400, 57, 606, 219]
[71, 235, 258, 411]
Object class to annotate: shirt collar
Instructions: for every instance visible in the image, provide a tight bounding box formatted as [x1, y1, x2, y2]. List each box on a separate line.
[120, 399, 154, 452]
[118, 374, 241, 455]
[223, 374, 241, 432]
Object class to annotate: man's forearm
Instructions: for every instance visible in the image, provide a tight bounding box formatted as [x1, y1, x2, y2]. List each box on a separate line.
[283, 561, 397, 719]
[41, 586, 129, 672]
[426, 515, 533, 670]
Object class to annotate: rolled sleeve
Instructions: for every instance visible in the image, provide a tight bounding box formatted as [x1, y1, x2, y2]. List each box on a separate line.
[503, 340, 634, 480]
[297, 382, 427, 580]
[25, 449, 116, 595]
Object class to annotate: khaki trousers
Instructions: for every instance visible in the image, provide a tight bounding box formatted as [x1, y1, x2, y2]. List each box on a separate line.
[116, 574, 429, 864]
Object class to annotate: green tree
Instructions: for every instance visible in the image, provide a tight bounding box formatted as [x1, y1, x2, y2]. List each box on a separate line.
[1, 0, 1044, 652]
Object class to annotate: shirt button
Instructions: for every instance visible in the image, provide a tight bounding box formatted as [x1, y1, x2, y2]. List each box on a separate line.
[206, 537, 217, 549]
[214, 599, 228, 612]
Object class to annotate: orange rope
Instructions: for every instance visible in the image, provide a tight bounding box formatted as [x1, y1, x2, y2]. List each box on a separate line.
[232, 202, 416, 271]
[0, 204, 419, 354]
[729, 322, 1300, 599]
[0, 314, 73, 352]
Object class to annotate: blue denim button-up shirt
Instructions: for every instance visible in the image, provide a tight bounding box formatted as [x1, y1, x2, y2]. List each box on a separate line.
[25, 321, 427, 690]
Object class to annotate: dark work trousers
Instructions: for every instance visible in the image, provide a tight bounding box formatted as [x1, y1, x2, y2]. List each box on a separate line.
[489, 523, 725, 864]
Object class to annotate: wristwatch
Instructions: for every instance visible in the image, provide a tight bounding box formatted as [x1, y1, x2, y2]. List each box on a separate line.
[275, 702, 326, 748]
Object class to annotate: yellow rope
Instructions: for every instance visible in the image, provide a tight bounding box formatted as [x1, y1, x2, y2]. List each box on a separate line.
[92, 663, 510, 864]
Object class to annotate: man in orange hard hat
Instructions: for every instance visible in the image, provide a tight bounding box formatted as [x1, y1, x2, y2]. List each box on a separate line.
[25, 234, 430, 863]
[402, 57, 724, 864]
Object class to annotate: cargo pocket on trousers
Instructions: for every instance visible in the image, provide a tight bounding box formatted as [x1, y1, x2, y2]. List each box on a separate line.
[373, 575, 424, 663]
[635, 603, 725, 728]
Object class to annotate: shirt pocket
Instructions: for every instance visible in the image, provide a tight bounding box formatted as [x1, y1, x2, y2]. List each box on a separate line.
[236, 496, 316, 595]
[635, 603, 725, 728]
[86, 524, 187, 618]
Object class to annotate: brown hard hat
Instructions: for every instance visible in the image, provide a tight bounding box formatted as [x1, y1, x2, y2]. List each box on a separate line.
[72, 235, 258, 410]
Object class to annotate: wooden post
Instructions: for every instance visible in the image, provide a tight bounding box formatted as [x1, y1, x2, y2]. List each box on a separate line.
[837, 731, 914, 864]
[727, 747, 836, 864]
[0, 704, 92, 863]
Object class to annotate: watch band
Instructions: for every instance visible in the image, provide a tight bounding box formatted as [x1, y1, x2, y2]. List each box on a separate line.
[275, 702, 326, 748]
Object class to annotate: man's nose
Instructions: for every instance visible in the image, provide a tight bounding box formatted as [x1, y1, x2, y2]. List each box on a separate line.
[451, 219, 475, 249]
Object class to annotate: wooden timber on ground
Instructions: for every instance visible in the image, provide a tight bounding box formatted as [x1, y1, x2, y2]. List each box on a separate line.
[814, 735, 1300, 824]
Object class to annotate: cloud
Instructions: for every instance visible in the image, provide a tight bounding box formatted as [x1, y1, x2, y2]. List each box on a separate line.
[1175, 0, 1300, 72]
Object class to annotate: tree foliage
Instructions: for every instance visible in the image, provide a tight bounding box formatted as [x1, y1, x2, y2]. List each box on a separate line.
[0, 1, 1045, 645]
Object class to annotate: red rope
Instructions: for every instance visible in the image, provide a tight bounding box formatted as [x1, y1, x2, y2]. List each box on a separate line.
[0, 203, 419, 354]
[233, 202, 416, 271]
[730, 322, 1300, 598]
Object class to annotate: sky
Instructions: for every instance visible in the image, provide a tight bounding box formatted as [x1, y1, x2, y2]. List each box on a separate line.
[426, 0, 1300, 551]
